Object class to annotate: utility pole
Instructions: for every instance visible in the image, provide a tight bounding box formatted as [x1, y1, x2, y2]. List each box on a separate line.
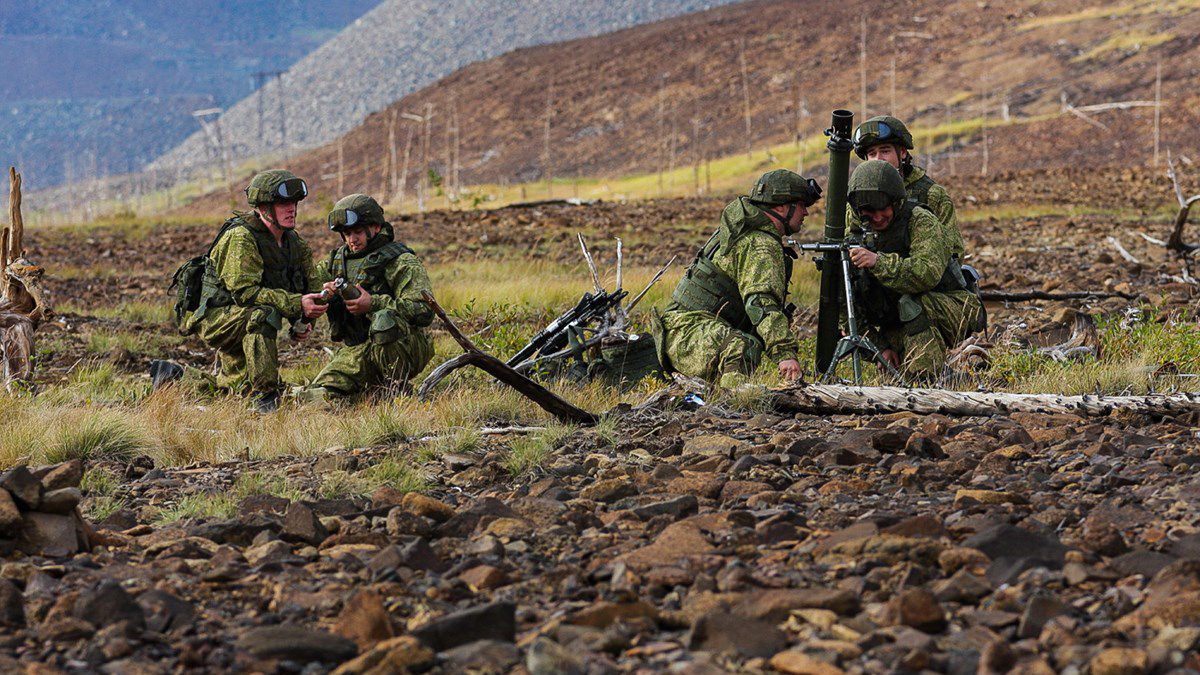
[193, 107, 234, 205]
[860, 17, 867, 116]
[738, 39, 753, 159]
[1153, 59, 1162, 167]
[543, 82, 554, 198]
[252, 70, 284, 156]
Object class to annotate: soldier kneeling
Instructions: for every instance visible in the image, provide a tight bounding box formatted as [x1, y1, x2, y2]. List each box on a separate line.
[304, 194, 435, 399]
[845, 160, 984, 381]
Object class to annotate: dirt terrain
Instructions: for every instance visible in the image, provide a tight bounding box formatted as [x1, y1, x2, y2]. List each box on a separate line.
[4, 164, 1200, 672]
[253, 0, 1200, 208]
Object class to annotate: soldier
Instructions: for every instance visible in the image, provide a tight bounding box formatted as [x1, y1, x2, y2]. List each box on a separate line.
[845, 160, 983, 379]
[304, 194, 435, 398]
[654, 169, 821, 387]
[848, 115, 958, 236]
[174, 170, 327, 411]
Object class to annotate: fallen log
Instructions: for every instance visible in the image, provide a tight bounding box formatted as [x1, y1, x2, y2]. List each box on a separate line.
[421, 291, 598, 426]
[773, 383, 1200, 418]
[980, 289, 1142, 302]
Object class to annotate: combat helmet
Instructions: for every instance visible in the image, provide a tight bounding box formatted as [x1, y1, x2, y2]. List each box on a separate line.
[847, 160, 907, 215]
[748, 169, 822, 207]
[852, 115, 914, 159]
[328, 194, 385, 232]
[245, 169, 308, 206]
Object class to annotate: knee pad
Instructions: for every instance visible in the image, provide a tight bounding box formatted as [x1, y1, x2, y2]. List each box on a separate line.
[247, 306, 283, 338]
[899, 295, 931, 336]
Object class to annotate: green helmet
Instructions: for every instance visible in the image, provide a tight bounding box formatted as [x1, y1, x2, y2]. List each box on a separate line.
[748, 169, 822, 206]
[847, 160, 907, 214]
[852, 115, 914, 159]
[245, 169, 308, 206]
[327, 193, 385, 232]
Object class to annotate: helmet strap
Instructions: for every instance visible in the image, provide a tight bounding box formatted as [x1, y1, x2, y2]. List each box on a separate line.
[762, 203, 797, 234]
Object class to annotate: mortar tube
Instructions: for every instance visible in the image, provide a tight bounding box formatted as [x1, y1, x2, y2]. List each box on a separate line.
[816, 109, 855, 373]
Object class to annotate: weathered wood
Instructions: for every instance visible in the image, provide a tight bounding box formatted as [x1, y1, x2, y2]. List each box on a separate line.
[421, 291, 598, 426]
[773, 383, 1200, 418]
[2, 166, 44, 388]
[980, 289, 1142, 302]
[1165, 153, 1200, 254]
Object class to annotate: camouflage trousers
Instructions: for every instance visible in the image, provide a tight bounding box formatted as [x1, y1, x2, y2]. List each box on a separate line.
[875, 290, 983, 380]
[312, 324, 433, 397]
[657, 310, 764, 388]
[196, 304, 285, 393]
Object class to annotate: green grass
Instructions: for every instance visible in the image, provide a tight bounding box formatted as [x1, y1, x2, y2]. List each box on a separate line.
[60, 300, 173, 325]
[154, 492, 239, 524]
[505, 424, 576, 477]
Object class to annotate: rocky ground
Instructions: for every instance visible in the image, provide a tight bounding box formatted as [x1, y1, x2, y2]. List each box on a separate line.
[6, 166, 1200, 673]
[3, 393, 1200, 673]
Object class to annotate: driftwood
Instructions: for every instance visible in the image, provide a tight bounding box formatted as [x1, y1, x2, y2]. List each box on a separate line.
[774, 383, 1200, 417]
[1, 167, 50, 389]
[980, 289, 1142, 302]
[421, 291, 598, 426]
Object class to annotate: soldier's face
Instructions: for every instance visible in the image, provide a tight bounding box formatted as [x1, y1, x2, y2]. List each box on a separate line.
[271, 202, 298, 229]
[860, 205, 894, 231]
[343, 223, 382, 253]
[865, 144, 902, 169]
[786, 203, 809, 234]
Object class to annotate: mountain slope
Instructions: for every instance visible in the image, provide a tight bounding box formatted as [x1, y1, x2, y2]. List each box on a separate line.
[271, 0, 1200, 206]
[0, 1, 379, 188]
[149, 0, 745, 173]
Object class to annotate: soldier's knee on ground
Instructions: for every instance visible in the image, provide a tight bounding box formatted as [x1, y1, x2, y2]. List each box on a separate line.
[715, 331, 762, 382]
[246, 306, 283, 339]
[902, 328, 947, 381]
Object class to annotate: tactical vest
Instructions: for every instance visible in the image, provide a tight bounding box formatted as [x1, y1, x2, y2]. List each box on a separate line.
[241, 220, 310, 294]
[668, 233, 753, 331]
[325, 240, 414, 346]
[855, 200, 969, 328]
[907, 173, 935, 208]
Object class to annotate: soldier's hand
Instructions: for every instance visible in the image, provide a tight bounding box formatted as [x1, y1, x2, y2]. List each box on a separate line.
[778, 358, 802, 381]
[881, 349, 901, 370]
[849, 247, 878, 269]
[301, 294, 329, 319]
[322, 281, 339, 295]
[293, 322, 313, 341]
[344, 286, 372, 315]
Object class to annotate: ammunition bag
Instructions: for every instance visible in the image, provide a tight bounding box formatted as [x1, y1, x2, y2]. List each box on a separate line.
[591, 334, 664, 389]
[668, 256, 751, 331]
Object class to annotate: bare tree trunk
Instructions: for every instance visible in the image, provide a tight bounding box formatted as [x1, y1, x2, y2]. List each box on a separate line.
[2, 167, 49, 389]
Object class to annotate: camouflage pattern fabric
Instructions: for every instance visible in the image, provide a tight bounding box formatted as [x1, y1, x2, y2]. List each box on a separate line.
[860, 206, 982, 379]
[311, 243, 434, 396]
[847, 165, 958, 237]
[658, 197, 797, 385]
[193, 213, 320, 392]
[197, 304, 286, 392]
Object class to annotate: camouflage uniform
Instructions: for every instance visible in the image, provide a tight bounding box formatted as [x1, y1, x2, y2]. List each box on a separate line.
[655, 170, 820, 387]
[310, 195, 434, 397]
[848, 161, 982, 379]
[185, 213, 320, 392]
[180, 170, 319, 394]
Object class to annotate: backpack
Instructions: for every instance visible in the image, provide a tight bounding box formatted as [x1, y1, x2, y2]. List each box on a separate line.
[168, 216, 242, 334]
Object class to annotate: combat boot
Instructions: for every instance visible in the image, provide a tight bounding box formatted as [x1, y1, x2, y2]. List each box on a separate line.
[149, 360, 184, 390]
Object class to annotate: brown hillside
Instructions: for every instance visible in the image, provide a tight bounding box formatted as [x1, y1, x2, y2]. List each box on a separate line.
[256, 0, 1200, 205]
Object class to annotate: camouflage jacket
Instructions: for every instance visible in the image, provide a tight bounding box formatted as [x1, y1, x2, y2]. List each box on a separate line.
[315, 233, 435, 333]
[209, 213, 320, 321]
[846, 164, 959, 242]
[673, 197, 799, 363]
[869, 203, 963, 295]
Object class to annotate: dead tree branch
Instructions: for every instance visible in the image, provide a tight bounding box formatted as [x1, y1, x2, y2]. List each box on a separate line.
[421, 291, 598, 425]
[1165, 153, 1200, 255]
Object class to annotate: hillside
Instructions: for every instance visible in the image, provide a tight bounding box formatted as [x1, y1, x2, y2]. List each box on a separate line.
[267, 0, 1200, 208]
[0, 1, 379, 188]
[149, 0, 745, 175]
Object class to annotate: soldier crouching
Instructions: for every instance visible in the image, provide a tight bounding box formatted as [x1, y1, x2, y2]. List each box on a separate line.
[845, 160, 984, 381]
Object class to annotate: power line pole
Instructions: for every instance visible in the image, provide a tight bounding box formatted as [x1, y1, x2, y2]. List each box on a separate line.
[252, 70, 284, 157]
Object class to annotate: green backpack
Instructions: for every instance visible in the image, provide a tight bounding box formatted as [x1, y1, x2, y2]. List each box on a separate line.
[169, 217, 241, 334]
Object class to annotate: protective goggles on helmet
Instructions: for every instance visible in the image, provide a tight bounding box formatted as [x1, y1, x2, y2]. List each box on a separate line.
[853, 120, 897, 148]
[799, 177, 822, 206]
[328, 207, 364, 231]
[273, 178, 308, 202]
